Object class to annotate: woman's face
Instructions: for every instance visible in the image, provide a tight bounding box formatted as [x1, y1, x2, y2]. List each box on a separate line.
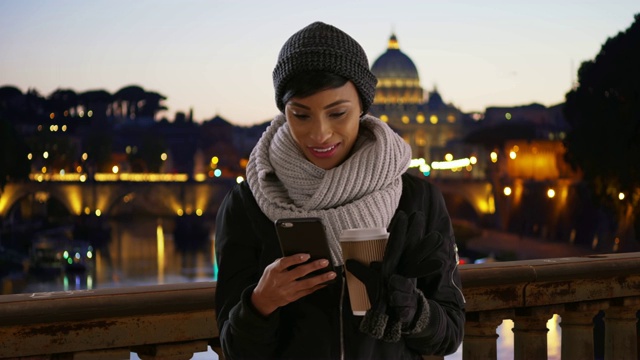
[285, 81, 362, 170]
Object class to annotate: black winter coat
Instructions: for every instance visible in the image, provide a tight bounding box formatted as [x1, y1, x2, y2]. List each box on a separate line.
[215, 173, 465, 359]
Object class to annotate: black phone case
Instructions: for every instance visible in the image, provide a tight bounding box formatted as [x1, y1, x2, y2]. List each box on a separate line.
[274, 217, 336, 281]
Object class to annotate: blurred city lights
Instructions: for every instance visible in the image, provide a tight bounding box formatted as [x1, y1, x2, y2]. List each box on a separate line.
[547, 189, 556, 198]
[432, 158, 471, 170]
[503, 187, 512, 196]
[619, 192, 625, 200]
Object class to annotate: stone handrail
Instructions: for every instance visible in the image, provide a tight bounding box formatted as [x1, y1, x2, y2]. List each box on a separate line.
[1, 253, 639, 359]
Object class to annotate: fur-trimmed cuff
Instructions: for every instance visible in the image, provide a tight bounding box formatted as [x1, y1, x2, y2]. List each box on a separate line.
[382, 319, 402, 342]
[359, 307, 388, 339]
[403, 289, 430, 335]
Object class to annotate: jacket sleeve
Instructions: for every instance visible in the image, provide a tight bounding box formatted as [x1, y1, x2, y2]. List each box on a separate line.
[401, 178, 466, 356]
[214, 184, 281, 359]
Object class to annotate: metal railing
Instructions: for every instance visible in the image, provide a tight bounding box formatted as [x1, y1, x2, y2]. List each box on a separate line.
[1, 252, 639, 359]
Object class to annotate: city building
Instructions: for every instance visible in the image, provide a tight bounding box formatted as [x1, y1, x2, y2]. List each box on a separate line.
[368, 34, 475, 164]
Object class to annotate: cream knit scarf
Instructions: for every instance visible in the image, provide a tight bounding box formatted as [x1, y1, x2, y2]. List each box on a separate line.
[246, 114, 411, 265]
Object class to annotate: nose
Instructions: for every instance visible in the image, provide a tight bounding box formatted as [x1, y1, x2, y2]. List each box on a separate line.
[309, 118, 332, 144]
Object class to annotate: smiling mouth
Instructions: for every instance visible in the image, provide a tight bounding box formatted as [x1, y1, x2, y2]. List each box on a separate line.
[308, 143, 340, 158]
[312, 145, 336, 153]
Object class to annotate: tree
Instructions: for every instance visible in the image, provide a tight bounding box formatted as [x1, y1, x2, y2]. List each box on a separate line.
[48, 89, 78, 117]
[563, 14, 640, 246]
[0, 117, 31, 192]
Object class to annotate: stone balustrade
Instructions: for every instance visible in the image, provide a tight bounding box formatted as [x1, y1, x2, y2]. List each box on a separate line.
[1, 253, 639, 359]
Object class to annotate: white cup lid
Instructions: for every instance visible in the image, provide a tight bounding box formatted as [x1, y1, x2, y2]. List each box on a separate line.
[340, 227, 388, 241]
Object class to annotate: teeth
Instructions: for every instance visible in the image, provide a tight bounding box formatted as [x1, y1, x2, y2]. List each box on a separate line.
[313, 145, 335, 153]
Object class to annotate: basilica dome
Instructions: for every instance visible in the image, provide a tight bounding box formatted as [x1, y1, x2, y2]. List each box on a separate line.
[371, 35, 420, 81]
[370, 34, 423, 105]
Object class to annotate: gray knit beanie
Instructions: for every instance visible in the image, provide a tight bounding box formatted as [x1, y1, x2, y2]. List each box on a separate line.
[273, 22, 378, 114]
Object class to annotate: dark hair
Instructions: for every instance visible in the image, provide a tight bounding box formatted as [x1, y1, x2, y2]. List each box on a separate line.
[281, 71, 350, 108]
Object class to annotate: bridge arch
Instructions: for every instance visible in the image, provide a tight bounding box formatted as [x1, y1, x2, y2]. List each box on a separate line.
[3, 191, 72, 223]
[1, 183, 86, 219]
[429, 179, 495, 225]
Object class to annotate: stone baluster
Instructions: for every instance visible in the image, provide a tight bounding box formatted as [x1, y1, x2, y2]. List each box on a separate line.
[605, 297, 640, 360]
[513, 306, 558, 360]
[561, 301, 607, 360]
[463, 310, 512, 360]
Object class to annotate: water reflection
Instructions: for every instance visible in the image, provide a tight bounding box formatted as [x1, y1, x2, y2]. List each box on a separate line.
[18, 217, 215, 294]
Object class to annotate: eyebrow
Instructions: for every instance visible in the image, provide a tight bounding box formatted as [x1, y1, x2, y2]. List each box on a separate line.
[289, 99, 351, 110]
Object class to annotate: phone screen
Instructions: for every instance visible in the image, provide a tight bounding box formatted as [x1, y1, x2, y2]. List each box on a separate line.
[274, 217, 335, 281]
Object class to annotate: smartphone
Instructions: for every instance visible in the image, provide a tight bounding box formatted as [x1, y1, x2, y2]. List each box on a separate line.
[274, 217, 336, 282]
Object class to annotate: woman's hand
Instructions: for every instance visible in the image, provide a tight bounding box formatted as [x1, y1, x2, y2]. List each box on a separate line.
[251, 253, 336, 316]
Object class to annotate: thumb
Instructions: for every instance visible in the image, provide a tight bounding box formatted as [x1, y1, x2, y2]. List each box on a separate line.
[345, 259, 373, 282]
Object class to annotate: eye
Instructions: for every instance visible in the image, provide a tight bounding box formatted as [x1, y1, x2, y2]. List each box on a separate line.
[329, 111, 346, 118]
[292, 113, 310, 120]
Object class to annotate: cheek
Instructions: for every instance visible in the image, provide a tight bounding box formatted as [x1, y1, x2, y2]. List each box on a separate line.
[342, 118, 360, 142]
[286, 122, 306, 148]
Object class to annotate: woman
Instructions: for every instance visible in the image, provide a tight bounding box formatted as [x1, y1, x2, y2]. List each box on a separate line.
[215, 21, 465, 359]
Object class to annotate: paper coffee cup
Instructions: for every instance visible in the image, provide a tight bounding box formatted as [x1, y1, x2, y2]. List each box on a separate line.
[340, 227, 389, 316]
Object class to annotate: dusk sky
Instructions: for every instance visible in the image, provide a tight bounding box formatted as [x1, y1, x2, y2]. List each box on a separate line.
[1, 1, 638, 126]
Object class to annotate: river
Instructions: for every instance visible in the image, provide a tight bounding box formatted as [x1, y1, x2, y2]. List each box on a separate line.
[7, 217, 562, 359]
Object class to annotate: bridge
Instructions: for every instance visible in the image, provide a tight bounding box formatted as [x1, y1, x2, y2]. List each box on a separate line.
[1, 174, 580, 235]
[0, 174, 237, 220]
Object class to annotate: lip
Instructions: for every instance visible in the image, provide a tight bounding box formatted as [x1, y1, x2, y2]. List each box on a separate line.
[307, 143, 340, 159]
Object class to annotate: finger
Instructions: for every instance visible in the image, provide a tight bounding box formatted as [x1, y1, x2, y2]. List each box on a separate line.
[392, 306, 416, 324]
[277, 253, 311, 271]
[291, 281, 331, 301]
[406, 212, 426, 246]
[389, 291, 415, 307]
[383, 212, 408, 274]
[288, 258, 330, 280]
[400, 232, 444, 270]
[388, 274, 415, 293]
[296, 270, 337, 289]
[345, 259, 372, 281]
[387, 212, 408, 249]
